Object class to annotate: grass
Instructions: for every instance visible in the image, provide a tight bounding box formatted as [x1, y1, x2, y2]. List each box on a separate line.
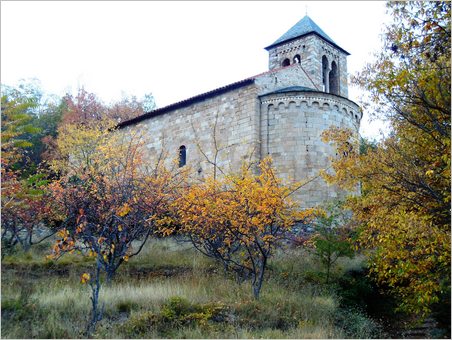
[2, 237, 384, 339]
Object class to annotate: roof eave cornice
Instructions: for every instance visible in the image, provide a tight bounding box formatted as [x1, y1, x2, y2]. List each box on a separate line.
[264, 32, 350, 56]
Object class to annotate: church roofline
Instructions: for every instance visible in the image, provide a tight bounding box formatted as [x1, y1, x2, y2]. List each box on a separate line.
[264, 15, 350, 55]
[117, 78, 255, 129]
[117, 64, 301, 129]
[265, 31, 350, 55]
[258, 86, 360, 108]
[260, 85, 317, 95]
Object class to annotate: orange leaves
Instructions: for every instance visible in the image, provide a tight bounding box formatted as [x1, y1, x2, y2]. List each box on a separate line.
[262, 235, 275, 244]
[57, 229, 69, 238]
[117, 203, 131, 217]
[49, 228, 76, 259]
[158, 227, 174, 237]
[46, 118, 185, 284]
[75, 223, 86, 234]
[80, 272, 91, 284]
[175, 156, 311, 247]
[171, 156, 315, 298]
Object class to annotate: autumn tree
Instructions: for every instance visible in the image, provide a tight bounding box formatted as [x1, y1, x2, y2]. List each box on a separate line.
[170, 157, 314, 299]
[106, 93, 156, 123]
[47, 118, 184, 334]
[322, 1, 450, 317]
[59, 88, 105, 126]
[59, 88, 156, 127]
[1, 86, 56, 253]
[42, 88, 156, 164]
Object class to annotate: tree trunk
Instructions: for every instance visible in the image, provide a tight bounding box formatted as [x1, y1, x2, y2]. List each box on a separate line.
[86, 259, 103, 337]
[252, 256, 267, 300]
[326, 261, 331, 284]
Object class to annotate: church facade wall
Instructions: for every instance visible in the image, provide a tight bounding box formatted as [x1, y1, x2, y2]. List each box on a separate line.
[120, 82, 262, 178]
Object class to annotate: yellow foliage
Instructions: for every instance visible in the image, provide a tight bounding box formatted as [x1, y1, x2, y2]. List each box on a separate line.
[323, 126, 450, 315]
[117, 203, 131, 217]
[80, 272, 91, 284]
[169, 156, 315, 295]
[322, 2, 451, 314]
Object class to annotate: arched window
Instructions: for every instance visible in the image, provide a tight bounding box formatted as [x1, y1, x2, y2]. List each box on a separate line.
[329, 61, 339, 95]
[322, 55, 329, 92]
[282, 58, 290, 67]
[293, 54, 300, 64]
[178, 145, 186, 167]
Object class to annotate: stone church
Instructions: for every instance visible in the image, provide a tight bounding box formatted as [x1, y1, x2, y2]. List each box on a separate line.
[119, 15, 361, 208]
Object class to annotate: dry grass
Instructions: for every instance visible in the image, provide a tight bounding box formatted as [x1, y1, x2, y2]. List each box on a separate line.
[2, 238, 382, 339]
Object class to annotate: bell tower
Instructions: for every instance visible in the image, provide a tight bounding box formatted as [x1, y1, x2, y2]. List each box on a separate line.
[265, 15, 350, 98]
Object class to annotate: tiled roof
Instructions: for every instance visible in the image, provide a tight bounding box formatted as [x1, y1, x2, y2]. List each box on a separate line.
[265, 15, 350, 55]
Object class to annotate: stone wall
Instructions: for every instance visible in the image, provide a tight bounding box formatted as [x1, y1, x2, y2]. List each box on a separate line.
[316, 37, 349, 98]
[255, 63, 317, 94]
[118, 39, 360, 209]
[267, 34, 349, 97]
[120, 82, 261, 178]
[259, 90, 360, 208]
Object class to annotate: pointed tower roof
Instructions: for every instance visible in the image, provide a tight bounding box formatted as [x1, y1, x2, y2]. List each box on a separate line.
[265, 15, 349, 55]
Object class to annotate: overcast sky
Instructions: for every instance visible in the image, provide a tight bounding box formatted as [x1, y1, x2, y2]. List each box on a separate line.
[1, 1, 390, 138]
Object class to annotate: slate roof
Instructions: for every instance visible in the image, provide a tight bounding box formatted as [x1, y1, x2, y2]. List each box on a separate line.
[265, 15, 350, 55]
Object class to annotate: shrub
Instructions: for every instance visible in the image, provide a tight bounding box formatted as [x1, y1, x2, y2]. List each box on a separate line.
[335, 307, 382, 339]
[122, 296, 230, 338]
[308, 203, 355, 284]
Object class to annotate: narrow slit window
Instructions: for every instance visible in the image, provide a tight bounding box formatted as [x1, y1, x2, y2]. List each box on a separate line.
[179, 145, 186, 167]
[322, 55, 329, 92]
